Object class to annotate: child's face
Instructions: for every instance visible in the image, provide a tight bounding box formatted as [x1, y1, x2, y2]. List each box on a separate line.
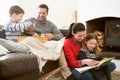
[86, 39, 97, 51]
[13, 13, 24, 23]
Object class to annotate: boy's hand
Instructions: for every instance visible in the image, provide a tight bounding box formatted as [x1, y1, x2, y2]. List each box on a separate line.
[26, 23, 35, 32]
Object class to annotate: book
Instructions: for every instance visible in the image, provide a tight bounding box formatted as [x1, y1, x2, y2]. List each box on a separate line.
[75, 57, 113, 73]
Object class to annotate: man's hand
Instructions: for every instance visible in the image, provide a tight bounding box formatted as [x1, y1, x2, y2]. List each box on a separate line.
[32, 33, 39, 37]
[44, 33, 54, 40]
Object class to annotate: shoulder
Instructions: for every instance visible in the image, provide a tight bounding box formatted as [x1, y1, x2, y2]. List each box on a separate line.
[80, 48, 86, 52]
[4, 20, 12, 27]
[46, 20, 57, 27]
[46, 20, 54, 24]
[64, 38, 73, 45]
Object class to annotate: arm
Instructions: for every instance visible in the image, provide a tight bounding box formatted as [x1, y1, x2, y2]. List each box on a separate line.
[51, 24, 64, 40]
[45, 21, 64, 40]
[63, 40, 82, 68]
[4, 20, 33, 32]
[80, 49, 99, 66]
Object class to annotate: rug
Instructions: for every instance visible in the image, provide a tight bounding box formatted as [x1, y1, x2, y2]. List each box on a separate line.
[39, 68, 120, 80]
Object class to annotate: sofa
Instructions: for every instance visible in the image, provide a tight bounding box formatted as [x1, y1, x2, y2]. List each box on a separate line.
[0, 27, 69, 80]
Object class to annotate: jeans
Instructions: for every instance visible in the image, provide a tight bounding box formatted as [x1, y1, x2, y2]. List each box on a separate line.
[97, 62, 116, 80]
[71, 62, 116, 80]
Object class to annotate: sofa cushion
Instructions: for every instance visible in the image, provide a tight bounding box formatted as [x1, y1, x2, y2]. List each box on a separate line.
[0, 53, 39, 78]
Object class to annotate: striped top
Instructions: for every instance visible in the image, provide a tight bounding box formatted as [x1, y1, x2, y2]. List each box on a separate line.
[4, 20, 33, 42]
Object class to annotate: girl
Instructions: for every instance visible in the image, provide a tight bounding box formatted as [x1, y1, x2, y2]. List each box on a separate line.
[79, 33, 116, 80]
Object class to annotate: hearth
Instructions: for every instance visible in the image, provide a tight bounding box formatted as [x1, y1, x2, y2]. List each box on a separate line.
[86, 17, 120, 51]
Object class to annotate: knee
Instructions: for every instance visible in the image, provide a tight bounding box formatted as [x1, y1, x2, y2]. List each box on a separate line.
[109, 62, 116, 72]
[82, 71, 94, 80]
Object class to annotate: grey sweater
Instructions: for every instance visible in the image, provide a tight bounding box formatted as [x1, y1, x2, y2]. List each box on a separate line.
[27, 17, 64, 40]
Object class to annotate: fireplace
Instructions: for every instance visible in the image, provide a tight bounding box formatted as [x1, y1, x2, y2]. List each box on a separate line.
[105, 20, 120, 47]
[86, 17, 120, 51]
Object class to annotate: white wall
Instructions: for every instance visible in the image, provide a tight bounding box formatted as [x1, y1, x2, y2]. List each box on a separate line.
[78, 0, 120, 24]
[3, 0, 119, 28]
[0, 0, 17, 24]
[17, 0, 78, 29]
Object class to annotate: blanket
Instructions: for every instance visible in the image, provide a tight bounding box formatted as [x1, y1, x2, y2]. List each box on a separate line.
[0, 45, 9, 56]
[20, 37, 65, 72]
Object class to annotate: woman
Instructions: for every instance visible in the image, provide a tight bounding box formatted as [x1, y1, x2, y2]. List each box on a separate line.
[63, 23, 116, 80]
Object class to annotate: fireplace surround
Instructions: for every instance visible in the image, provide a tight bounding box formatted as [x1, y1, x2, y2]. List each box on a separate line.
[86, 17, 120, 51]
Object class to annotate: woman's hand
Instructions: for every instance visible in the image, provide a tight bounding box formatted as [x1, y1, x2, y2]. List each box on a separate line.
[82, 59, 99, 66]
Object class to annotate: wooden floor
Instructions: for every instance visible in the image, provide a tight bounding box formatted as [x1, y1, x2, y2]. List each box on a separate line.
[38, 68, 60, 80]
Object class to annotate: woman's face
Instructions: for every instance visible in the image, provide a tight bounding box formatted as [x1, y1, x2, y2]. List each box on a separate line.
[72, 31, 86, 42]
[86, 39, 97, 51]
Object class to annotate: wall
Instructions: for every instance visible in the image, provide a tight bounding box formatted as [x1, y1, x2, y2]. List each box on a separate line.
[17, 0, 78, 29]
[78, 0, 120, 24]
[0, 0, 17, 24]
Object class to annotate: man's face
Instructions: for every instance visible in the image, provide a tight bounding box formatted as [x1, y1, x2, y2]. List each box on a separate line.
[37, 8, 48, 22]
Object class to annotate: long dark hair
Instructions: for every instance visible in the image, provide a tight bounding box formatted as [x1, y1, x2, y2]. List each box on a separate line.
[82, 33, 101, 58]
[66, 22, 86, 38]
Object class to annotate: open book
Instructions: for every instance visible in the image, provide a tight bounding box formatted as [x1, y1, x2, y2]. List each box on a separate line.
[75, 57, 113, 73]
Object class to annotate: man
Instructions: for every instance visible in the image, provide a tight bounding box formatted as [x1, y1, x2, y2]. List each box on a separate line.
[25, 4, 64, 41]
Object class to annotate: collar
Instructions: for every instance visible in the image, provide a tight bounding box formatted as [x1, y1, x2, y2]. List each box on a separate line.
[71, 37, 82, 45]
[37, 17, 47, 24]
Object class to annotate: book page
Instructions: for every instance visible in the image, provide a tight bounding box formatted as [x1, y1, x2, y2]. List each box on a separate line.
[75, 66, 96, 73]
[97, 58, 113, 66]
[75, 58, 113, 73]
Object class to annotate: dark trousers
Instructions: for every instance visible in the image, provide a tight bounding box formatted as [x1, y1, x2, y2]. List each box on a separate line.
[71, 62, 116, 80]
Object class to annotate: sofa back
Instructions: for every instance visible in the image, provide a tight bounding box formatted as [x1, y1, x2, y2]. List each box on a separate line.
[60, 29, 69, 37]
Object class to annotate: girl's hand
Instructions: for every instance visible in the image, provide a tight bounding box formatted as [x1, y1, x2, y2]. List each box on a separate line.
[95, 66, 100, 70]
[82, 59, 99, 66]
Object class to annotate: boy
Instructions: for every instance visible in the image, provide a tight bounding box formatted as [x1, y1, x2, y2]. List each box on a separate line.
[4, 5, 35, 41]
